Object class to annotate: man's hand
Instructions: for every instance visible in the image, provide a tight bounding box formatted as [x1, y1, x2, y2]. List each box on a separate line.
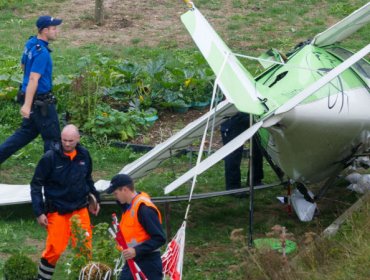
[122, 247, 136, 260]
[20, 104, 31, 118]
[89, 203, 100, 216]
[88, 193, 100, 216]
[37, 214, 48, 228]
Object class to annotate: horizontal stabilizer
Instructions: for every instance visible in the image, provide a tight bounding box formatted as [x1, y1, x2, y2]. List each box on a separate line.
[164, 121, 263, 194]
[313, 3, 370, 47]
[181, 7, 266, 115]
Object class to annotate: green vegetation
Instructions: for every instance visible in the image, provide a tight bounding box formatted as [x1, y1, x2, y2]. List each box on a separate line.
[3, 252, 37, 280]
[0, 0, 369, 279]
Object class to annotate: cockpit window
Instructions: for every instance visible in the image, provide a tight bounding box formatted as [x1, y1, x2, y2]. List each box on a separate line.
[326, 46, 370, 79]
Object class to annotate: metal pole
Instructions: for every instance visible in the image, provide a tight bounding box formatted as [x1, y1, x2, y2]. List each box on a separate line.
[248, 114, 254, 248]
[164, 202, 171, 241]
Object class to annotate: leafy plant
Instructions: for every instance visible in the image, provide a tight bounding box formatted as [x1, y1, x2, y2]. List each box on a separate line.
[65, 221, 121, 279]
[3, 252, 37, 280]
[64, 215, 91, 280]
[92, 223, 119, 268]
[83, 104, 149, 141]
[0, 56, 22, 101]
[68, 70, 103, 128]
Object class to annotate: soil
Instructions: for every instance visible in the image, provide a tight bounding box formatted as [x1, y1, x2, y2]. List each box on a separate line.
[52, 0, 193, 48]
[132, 108, 223, 148]
[42, 0, 275, 50]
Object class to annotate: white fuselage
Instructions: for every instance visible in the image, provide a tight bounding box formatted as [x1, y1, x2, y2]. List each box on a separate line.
[265, 87, 370, 184]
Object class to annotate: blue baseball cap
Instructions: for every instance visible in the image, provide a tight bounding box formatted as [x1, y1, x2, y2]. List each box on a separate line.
[36, 16, 63, 30]
[105, 174, 133, 194]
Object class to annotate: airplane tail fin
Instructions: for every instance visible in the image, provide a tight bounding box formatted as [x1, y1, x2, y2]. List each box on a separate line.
[181, 7, 269, 115]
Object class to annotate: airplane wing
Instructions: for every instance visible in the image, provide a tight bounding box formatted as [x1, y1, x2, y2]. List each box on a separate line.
[0, 183, 108, 205]
[181, 7, 270, 115]
[312, 3, 370, 47]
[94, 100, 238, 190]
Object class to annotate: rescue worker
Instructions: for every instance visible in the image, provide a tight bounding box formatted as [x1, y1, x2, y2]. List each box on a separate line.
[106, 174, 166, 280]
[0, 15, 62, 164]
[30, 124, 100, 280]
[221, 112, 264, 190]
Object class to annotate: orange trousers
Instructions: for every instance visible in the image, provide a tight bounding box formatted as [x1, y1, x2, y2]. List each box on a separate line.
[42, 207, 92, 266]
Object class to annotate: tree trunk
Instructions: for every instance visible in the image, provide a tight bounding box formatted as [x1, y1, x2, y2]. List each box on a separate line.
[95, 0, 104, 26]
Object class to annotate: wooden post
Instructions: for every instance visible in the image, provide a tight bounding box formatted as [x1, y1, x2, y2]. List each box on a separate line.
[95, 0, 104, 26]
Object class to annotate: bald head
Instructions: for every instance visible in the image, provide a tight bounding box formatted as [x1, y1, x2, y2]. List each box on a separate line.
[62, 124, 80, 137]
[61, 124, 80, 153]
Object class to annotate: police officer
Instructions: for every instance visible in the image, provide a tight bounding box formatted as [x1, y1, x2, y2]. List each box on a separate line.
[31, 124, 100, 280]
[106, 174, 166, 280]
[0, 15, 62, 164]
[221, 112, 264, 190]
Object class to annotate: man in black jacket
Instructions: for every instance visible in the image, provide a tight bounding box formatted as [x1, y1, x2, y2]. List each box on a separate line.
[221, 112, 264, 190]
[31, 124, 100, 280]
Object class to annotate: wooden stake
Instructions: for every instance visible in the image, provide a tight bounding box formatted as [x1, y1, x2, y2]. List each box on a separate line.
[95, 0, 104, 26]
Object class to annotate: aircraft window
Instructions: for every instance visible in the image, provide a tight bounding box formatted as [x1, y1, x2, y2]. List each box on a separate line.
[268, 71, 288, 88]
[327, 47, 370, 79]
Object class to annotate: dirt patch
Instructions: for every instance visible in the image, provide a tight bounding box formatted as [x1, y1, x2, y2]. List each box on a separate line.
[48, 0, 295, 51]
[54, 0, 192, 48]
[132, 108, 223, 147]
[24, 237, 45, 262]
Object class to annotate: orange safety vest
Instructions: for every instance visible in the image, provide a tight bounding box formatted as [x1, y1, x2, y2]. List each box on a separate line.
[119, 192, 162, 248]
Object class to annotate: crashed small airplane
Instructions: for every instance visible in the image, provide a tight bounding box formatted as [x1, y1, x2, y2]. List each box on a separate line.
[112, 1, 370, 221]
[1, 2, 369, 223]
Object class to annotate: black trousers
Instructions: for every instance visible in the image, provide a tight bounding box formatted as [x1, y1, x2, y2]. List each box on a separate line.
[221, 113, 264, 190]
[120, 252, 163, 280]
[0, 103, 60, 164]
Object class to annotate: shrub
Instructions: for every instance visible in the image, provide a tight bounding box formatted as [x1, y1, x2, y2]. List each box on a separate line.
[3, 252, 37, 280]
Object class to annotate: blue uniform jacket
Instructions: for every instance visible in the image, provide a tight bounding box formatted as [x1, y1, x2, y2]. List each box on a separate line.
[21, 36, 53, 94]
[30, 144, 100, 217]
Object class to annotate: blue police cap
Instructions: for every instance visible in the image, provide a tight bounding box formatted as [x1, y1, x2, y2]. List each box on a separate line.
[36, 16, 63, 30]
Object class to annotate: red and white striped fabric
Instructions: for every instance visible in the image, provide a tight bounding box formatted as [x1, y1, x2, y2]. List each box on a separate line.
[161, 222, 186, 280]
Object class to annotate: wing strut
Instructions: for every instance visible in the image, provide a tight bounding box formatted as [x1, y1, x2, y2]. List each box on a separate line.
[164, 121, 263, 194]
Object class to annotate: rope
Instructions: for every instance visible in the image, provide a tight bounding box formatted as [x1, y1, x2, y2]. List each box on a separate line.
[161, 52, 231, 280]
[184, 51, 230, 220]
[207, 88, 222, 155]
